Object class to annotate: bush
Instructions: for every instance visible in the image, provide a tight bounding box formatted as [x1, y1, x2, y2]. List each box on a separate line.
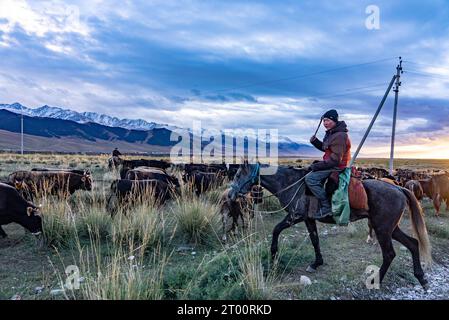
[171, 197, 220, 245]
[111, 204, 165, 252]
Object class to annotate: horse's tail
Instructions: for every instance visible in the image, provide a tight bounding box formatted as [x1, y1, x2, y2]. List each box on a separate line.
[401, 187, 432, 268]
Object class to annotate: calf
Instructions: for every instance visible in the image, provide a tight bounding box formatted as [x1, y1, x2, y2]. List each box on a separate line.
[219, 186, 262, 242]
[0, 183, 42, 238]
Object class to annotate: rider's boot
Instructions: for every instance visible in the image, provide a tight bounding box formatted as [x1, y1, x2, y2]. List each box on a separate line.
[314, 198, 333, 219]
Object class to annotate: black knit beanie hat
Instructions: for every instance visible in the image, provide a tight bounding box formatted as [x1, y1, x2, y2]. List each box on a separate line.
[322, 109, 338, 122]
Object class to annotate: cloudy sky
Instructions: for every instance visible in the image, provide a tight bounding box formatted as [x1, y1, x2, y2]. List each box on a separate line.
[1, 0, 449, 158]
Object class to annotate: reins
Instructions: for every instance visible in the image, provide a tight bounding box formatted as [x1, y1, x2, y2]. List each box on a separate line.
[243, 171, 312, 215]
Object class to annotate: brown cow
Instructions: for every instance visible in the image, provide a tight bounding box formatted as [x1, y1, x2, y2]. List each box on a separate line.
[428, 174, 449, 216]
[7, 170, 92, 199]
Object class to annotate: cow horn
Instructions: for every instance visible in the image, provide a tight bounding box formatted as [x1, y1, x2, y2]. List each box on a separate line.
[27, 207, 33, 216]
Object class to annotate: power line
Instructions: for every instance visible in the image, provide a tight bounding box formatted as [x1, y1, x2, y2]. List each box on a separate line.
[310, 83, 387, 99]
[199, 57, 398, 95]
[403, 60, 449, 73]
[404, 70, 449, 81]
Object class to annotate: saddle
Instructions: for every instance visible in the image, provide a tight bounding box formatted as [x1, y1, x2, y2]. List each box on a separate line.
[305, 167, 369, 211]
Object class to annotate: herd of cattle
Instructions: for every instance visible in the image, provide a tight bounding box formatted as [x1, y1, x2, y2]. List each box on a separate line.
[1, 158, 449, 241]
[357, 166, 449, 216]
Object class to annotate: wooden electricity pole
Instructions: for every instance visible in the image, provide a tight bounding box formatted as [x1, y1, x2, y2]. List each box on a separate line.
[349, 74, 397, 166]
[389, 57, 402, 175]
[21, 106, 24, 156]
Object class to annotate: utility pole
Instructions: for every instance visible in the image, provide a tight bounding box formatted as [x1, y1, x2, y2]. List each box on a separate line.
[349, 74, 397, 166]
[389, 57, 402, 175]
[21, 106, 24, 156]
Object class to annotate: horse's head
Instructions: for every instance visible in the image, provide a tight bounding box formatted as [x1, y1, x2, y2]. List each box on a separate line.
[229, 161, 260, 201]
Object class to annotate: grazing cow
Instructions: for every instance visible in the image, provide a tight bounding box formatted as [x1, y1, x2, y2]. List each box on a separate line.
[219, 185, 262, 242]
[183, 170, 225, 195]
[405, 180, 424, 201]
[428, 174, 449, 216]
[7, 170, 92, 199]
[116, 159, 171, 179]
[125, 167, 180, 188]
[0, 183, 42, 238]
[106, 179, 174, 215]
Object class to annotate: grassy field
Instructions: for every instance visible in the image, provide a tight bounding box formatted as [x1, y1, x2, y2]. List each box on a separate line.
[0, 153, 448, 300]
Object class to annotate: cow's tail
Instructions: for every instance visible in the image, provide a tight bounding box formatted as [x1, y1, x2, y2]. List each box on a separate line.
[401, 187, 432, 268]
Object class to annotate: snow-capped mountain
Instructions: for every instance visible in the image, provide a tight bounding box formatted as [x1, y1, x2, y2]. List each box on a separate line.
[0, 102, 176, 131]
[0, 102, 319, 156]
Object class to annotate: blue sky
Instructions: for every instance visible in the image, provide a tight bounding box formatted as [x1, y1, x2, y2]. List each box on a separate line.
[1, 0, 449, 157]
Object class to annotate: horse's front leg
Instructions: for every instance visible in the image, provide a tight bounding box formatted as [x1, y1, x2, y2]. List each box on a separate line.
[271, 213, 303, 260]
[304, 218, 323, 272]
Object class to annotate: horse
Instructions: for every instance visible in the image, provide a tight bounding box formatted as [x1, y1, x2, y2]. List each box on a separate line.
[229, 162, 432, 290]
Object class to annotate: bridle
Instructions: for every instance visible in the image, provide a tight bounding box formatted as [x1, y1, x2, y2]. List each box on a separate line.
[230, 163, 260, 197]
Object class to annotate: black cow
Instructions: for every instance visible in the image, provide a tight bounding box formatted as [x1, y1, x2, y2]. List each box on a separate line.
[183, 170, 225, 195]
[107, 179, 175, 215]
[0, 183, 42, 238]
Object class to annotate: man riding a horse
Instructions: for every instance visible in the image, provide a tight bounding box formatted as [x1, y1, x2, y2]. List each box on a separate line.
[306, 109, 351, 219]
[228, 110, 431, 289]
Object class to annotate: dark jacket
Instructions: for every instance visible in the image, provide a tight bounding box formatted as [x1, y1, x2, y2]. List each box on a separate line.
[310, 121, 351, 171]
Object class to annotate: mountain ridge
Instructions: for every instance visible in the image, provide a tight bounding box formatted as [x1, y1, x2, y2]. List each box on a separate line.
[0, 103, 320, 157]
